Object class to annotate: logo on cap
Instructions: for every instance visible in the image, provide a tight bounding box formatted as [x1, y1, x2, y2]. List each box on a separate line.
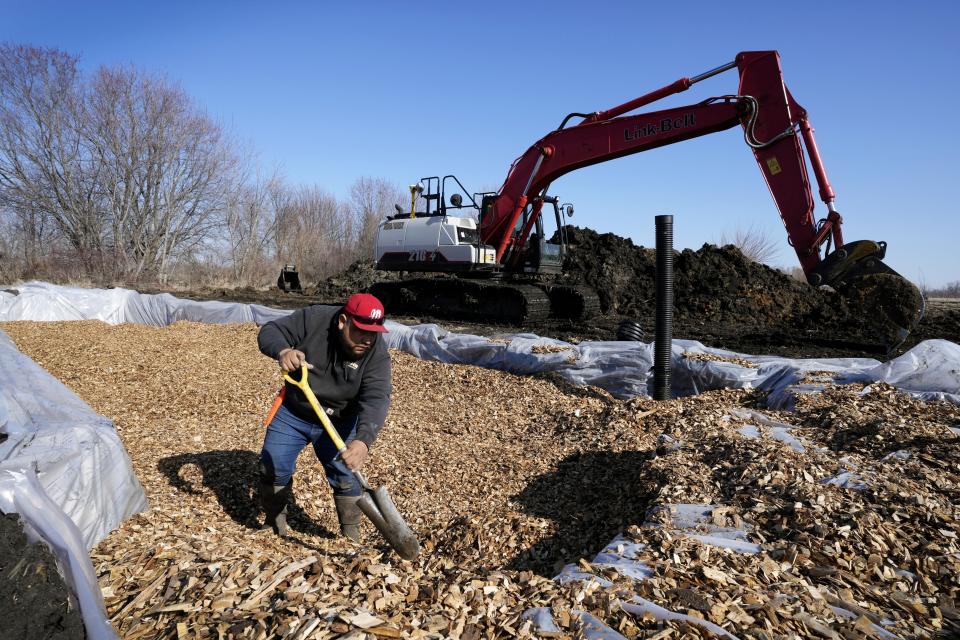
[344, 293, 388, 333]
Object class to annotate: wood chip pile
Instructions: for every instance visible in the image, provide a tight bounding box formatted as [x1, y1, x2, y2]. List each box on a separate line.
[1, 320, 957, 639]
[681, 353, 759, 369]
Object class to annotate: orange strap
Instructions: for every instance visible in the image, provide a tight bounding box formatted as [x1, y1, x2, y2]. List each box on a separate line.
[263, 387, 286, 427]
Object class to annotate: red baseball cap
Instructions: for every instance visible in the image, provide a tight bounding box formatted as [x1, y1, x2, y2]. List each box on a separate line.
[343, 293, 388, 333]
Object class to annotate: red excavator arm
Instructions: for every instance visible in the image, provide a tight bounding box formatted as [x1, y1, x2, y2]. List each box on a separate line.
[484, 51, 836, 272]
[479, 51, 922, 342]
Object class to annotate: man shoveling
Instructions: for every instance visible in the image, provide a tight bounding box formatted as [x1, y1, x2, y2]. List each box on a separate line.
[256, 293, 390, 541]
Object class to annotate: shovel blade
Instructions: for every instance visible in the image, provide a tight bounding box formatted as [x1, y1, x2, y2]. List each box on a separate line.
[357, 487, 420, 560]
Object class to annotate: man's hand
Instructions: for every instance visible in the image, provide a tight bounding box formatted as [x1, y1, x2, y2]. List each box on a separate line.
[278, 348, 312, 372]
[341, 440, 369, 471]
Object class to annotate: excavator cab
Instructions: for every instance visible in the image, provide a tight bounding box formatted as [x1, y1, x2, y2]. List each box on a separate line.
[514, 197, 571, 275]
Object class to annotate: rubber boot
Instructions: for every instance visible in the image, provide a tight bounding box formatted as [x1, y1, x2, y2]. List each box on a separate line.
[334, 495, 362, 542]
[260, 482, 291, 537]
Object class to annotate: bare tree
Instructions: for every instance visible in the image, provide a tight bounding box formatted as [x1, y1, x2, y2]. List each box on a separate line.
[778, 265, 807, 282]
[85, 66, 239, 282]
[0, 207, 20, 282]
[269, 178, 294, 264]
[0, 44, 105, 273]
[0, 46, 242, 283]
[275, 185, 349, 282]
[1, 45, 414, 286]
[720, 224, 781, 265]
[349, 176, 404, 261]
[222, 169, 281, 285]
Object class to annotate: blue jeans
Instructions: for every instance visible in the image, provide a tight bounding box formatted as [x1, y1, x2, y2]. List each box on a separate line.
[258, 404, 361, 496]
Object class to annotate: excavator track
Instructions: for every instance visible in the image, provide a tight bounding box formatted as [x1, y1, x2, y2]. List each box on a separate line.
[369, 278, 550, 325]
[542, 284, 601, 320]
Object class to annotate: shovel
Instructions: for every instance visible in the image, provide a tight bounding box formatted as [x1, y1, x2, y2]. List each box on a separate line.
[282, 364, 420, 560]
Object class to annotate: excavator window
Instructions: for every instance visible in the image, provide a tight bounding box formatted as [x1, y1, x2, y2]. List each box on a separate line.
[479, 194, 498, 226]
[457, 227, 479, 244]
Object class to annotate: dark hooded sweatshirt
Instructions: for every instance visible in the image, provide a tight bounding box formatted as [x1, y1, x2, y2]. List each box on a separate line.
[257, 305, 391, 448]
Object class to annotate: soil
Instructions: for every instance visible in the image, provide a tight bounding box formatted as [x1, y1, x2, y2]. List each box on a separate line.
[306, 259, 402, 300]
[140, 227, 959, 360]
[0, 511, 86, 639]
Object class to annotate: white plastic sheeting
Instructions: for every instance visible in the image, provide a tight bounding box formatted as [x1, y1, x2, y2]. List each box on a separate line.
[839, 339, 960, 403]
[1, 281, 289, 326]
[2, 282, 958, 405]
[1, 329, 147, 640]
[388, 326, 654, 398]
[729, 408, 809, 454]
[389, 325, 960, 407]
[0, 331, 148, 546]
[646, 504, 762, 555]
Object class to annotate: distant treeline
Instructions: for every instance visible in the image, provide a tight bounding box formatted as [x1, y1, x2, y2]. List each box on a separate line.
[924, 281, 960, 298]
[0, 44, 405, 288]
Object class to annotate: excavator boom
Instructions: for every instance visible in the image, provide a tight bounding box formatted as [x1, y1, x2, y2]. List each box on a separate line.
[476, 50, 922, 344]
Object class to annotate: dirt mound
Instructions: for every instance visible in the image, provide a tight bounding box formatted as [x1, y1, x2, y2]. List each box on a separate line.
[556, 226, 889, 341]
[560, 226, 829, 320]
[0, 512, 85, 639]
[308, 259, 401, 303]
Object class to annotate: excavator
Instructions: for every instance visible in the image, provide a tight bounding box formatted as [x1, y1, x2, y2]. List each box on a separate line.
[363, 51, 923, 343]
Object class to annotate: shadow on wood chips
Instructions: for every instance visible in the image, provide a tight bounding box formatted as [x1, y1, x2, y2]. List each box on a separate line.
[507, 450, 659, 576]
[157, 450, 336, 539]
[0, 512, 85, 639]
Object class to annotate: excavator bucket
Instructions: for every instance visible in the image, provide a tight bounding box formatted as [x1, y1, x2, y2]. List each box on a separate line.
[277, 265, 302, 292]
[840, 273, 924, 350]
[813, 241, 924, 349]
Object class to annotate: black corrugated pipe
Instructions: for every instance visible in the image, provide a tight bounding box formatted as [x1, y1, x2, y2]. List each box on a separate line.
[653, 215, 674, 400]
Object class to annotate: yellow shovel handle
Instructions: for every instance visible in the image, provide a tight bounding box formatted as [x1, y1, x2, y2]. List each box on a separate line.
[282, 364, 347, 452]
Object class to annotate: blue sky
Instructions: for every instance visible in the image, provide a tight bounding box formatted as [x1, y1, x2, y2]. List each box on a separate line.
[5, 1, 958, 286]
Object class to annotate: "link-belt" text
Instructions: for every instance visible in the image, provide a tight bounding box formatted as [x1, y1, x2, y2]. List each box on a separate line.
[624, 113, 697, 141]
